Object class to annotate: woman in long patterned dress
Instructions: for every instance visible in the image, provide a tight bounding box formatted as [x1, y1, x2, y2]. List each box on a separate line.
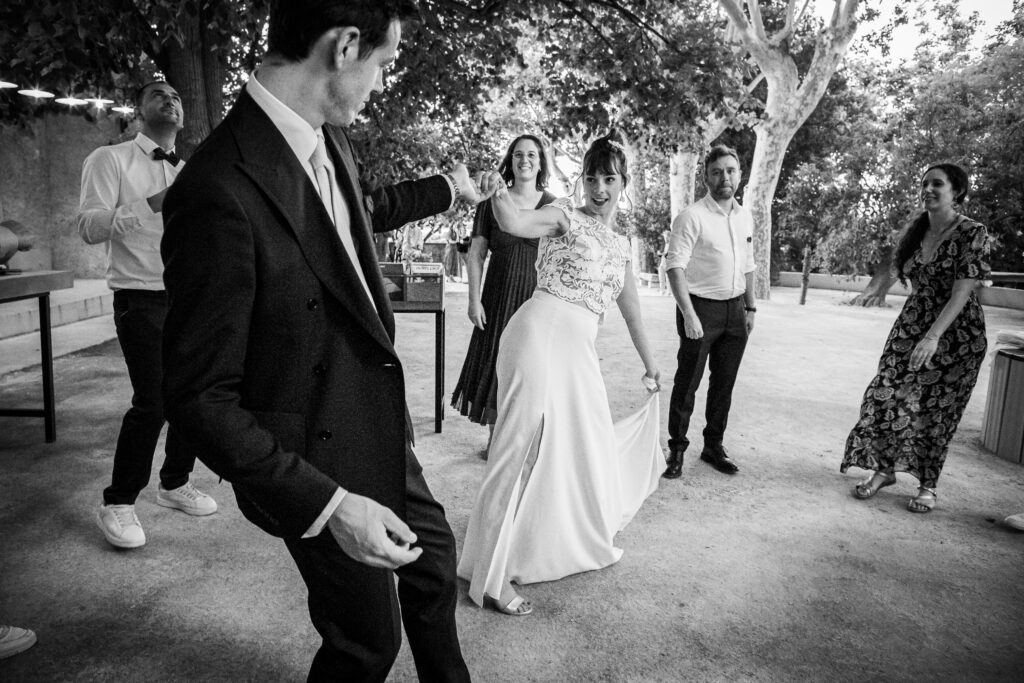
[458, 130, 664, 615]
[841, 163, 990, 513]
[451, 135, 556, 450]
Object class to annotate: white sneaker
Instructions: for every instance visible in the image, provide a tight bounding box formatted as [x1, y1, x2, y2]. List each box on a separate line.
[1005, 513, 1024, 531]
[157, 482, 217, 516]
[96, 504, 146, 549]
[0, 625, 37, 659]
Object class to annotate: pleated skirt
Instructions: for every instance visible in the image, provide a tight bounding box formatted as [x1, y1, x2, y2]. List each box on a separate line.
[451, 241, 538, 425]
[457, 291, 662, 606]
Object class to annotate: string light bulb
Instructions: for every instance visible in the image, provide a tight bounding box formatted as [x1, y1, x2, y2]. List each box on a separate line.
[17, 88, 54, 99]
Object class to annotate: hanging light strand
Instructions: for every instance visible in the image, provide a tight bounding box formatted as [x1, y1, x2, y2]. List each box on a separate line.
[1, 77, 133, 115]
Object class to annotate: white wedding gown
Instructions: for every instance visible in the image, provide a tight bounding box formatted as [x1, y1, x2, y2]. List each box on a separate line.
[457, 199, 663, 606]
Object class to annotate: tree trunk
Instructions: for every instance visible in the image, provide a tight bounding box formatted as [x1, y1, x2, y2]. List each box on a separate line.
[669, 111, 732, 221]
[744, 118, 796, 299]
[669, 148, 699, 221]
[847, 248, 896, 307]
[800, 245, 811, 305]
[716, 0, 861, 299]
[630, 165, 647, 270]
[160, 6, 226, 159]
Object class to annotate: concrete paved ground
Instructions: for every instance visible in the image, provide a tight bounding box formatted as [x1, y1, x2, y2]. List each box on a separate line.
[2, 286, 1023, 682]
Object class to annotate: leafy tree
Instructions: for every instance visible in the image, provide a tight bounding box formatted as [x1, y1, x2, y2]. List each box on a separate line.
[715, 0, 866, 298]
[776, 0, 1024, 305]
[0, 0, 270, 154]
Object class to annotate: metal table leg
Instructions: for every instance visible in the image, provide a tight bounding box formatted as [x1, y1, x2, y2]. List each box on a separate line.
[39, 293, 56, 442]
[434, 310, 445, 433]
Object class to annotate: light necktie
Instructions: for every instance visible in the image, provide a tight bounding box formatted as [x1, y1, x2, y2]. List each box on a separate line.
[310, 132, 374, 304]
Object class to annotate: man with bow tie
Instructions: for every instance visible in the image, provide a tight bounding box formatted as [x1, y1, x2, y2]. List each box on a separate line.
[78, 80, 217, 550]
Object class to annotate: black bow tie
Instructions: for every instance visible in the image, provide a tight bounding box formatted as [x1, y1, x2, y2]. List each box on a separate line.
[153, 147, 180, 167]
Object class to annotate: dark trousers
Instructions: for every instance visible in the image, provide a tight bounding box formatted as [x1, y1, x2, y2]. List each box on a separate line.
[667, 295, 749, 453]
[103, 289, 195, 505]
[285, 464, 471, 683]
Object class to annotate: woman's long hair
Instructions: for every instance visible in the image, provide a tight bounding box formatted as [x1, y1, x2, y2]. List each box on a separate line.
[893, 162, 970, 285]
[497, 134, 549, 191]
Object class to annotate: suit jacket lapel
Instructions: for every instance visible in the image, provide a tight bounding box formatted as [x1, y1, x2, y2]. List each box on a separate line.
[323, 128, 396, 340]
[228, 92, 395, 353]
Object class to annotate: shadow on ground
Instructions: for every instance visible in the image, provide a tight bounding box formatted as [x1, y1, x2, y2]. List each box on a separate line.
[2, 287, 1023, 682]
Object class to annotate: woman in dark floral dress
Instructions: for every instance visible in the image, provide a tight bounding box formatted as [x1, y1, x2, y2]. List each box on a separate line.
[451, 135, 557, 453]
[841, 163, 990, 513]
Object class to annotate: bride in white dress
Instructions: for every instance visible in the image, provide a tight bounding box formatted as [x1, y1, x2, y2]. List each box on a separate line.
[457, 130, 664, 616]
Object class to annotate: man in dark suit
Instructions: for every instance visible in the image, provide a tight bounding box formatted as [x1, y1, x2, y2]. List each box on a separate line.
[161, 2, 482, 680]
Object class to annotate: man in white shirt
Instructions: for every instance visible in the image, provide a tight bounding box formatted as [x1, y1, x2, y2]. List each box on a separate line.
[662, 145, 757, 478]
[78, 81, 216, 550]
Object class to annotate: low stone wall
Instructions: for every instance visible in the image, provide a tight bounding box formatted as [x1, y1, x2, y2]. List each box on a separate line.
[777, 271, 1024, 310]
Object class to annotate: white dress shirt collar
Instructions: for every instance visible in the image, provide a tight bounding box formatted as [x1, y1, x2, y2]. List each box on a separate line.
[133, 132, 173, 157]
[246, 71, 319, 171]
[701, 193, 740, 217]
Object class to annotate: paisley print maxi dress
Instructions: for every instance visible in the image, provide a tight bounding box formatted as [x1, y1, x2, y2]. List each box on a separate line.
[841, 219, 990, 488]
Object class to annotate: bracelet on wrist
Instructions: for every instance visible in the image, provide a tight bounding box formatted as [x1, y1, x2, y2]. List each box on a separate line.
[443, 173, 461, 201]
[745, 306, 757, 312]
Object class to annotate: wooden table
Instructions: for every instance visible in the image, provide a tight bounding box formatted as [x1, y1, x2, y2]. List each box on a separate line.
[393, 299, 445, 433]
[0, 270, 74, 442]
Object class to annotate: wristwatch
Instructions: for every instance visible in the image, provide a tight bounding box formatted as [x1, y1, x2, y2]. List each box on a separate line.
[745, 306, 757, 312]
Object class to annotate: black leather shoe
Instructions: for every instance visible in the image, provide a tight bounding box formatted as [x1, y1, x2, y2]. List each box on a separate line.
[662, 448, 684, 479]
[700, 445, 738, 474]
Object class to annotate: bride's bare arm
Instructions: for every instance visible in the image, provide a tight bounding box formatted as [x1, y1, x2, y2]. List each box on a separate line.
[616, 261, 660, 387]
[481, 171, 567, 239]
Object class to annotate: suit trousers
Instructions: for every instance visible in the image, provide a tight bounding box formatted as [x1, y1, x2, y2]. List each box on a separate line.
[104, 289, 195, 505]
[285, 461, 471, 683]
[667, 294, 749, 453]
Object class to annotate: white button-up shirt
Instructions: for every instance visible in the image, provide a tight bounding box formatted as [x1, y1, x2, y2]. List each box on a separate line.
[665, 193, 756, 299]
[78, 133, 182, 290]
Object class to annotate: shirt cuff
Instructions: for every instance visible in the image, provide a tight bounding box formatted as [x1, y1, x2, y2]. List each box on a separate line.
[301, 487, 347, 539]
[440, 173, 458, 211]
[664, 253, 689, 271]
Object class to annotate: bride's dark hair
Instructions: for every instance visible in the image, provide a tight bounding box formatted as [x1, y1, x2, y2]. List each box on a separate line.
[582, 128, 630, 187]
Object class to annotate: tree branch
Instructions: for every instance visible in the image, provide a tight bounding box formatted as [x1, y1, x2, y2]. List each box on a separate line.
[769, 0, 813, 47]
[114, 0, 163, 70]
[584, 0, 684, 54]
[717, 0, 758, 48]
[555, 0, 618, 56]
[746, 0, 770, 43]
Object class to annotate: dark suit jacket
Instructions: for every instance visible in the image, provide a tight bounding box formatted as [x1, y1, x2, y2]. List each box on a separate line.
[161, 90, 451, 538]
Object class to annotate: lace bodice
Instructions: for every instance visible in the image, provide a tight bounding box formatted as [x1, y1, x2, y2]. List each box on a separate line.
[535, 198, 631, 314]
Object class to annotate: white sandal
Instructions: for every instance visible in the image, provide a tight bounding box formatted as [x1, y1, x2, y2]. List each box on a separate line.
[483, 593, 533, 616]
[854, 471, 896, 499]
[908, 486, 937, 513]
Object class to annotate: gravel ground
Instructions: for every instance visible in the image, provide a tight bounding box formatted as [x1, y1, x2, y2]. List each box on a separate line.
[2, 286, 1023, 682]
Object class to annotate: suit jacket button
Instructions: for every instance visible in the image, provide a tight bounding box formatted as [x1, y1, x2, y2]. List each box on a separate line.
[313, 362, 327, 377]
[317, 430, 332, 441]
[306, 298, 319, 310]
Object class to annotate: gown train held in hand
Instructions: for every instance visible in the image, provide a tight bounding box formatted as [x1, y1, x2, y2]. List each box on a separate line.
[457, 291, 662, 606]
